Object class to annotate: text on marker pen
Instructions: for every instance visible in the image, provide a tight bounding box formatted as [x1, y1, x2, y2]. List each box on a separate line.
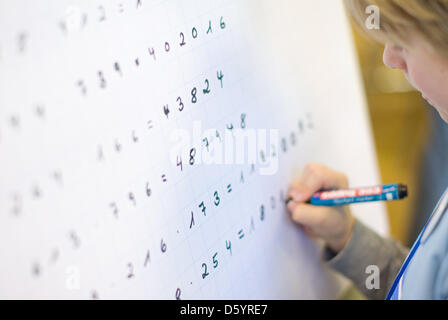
[285, 184, 408, 206]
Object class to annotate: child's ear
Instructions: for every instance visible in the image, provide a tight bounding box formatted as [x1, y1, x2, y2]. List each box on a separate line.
[383, 43, 407, 71]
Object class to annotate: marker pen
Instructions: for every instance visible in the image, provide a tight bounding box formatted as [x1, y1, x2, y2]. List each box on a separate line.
[285, 183, 408, 206]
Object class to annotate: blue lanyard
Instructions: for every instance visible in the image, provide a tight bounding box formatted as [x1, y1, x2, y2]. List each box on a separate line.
[385, 227, 424, 299]
[386, 190, 448, 299]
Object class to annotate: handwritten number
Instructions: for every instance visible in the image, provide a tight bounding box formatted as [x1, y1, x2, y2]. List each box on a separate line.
[298, 120, 304, 133]
[226, 240, 232, 255]
[114, 139, 122, 153]
[32, 262, 41, 277]
[212, 252, 218, 268]
[290, 132, 297, 146]
[189, 148, 196, 165]
[203, 137, 209, 152]
[132, 130, 139, 143]
[270, 196, 276, 209]
[77, 80, 87, 96]
[148, 47, 156, 60]
[127, 263, 134, 278]
[240, 113, 246, 129]
[177, 96, 184, 111]
[206, 20, 212, 34]
[177, 155, 183, 171]
[281, 137, 287, 153]
[11, 193, 22, 216]
[98, 6, 106, 22]
[201, 263, 209, 279]
[163, 104, 170, 118]
[144, 250, 151, 267]
[98, 71, 106, 89]
[145, 183, 152, 197]
[110, 202, 118, 218]
[189, 211, 195, 228]
[179, 32, 186, 46]
[213, 191, 220, 206]
[220, 16, 226, 29]
[191, 87, 197, 103]
[202, 79, 210, 94]
[17, 33, 27, 53]
[199, 201, 206, 216]
[271, 144, 277, 158]
[217, 70, 224, 88]
[128, 192, 136, 206]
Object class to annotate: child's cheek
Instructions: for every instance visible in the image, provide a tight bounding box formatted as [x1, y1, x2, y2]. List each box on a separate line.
[416, 56, 448, 107]
[412, 67, 448, 119]
[406, 62, 426, 93]
[409, 64, 439, 103]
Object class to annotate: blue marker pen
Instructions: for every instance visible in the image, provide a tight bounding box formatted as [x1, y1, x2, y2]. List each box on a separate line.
[285, 183, 408, 206]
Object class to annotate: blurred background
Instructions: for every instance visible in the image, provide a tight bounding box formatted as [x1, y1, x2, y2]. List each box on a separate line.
[341, 25, 448, 299]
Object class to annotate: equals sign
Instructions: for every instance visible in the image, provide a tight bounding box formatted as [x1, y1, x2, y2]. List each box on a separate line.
[238, 229, 244, 239]
[161, 174, 167, 182]
[227, 184, 232, 193]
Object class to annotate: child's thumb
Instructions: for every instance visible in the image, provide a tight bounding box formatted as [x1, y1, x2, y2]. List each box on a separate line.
[287, 202, 326, 227]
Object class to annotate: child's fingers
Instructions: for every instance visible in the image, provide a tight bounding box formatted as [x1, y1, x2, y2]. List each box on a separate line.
[288, 163, 348, 201]
[287, 201, 328, 227]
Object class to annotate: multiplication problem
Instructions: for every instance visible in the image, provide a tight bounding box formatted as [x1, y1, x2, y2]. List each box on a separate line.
[75, 15, 227, 97]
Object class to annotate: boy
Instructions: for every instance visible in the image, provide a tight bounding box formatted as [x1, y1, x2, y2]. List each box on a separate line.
[286, 0, 448, 299]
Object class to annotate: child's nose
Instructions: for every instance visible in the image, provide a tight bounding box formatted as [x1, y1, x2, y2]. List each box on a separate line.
[383, 43, 407, 72]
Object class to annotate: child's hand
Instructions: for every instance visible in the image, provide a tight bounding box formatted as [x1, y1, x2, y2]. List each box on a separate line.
[286, 163, 355, 253]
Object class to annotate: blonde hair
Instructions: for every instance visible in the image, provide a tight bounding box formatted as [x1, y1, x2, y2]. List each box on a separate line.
[344, 0, 448, 52]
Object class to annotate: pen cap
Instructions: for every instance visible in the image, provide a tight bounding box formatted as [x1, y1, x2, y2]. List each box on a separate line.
[398, 184, 408, 199]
